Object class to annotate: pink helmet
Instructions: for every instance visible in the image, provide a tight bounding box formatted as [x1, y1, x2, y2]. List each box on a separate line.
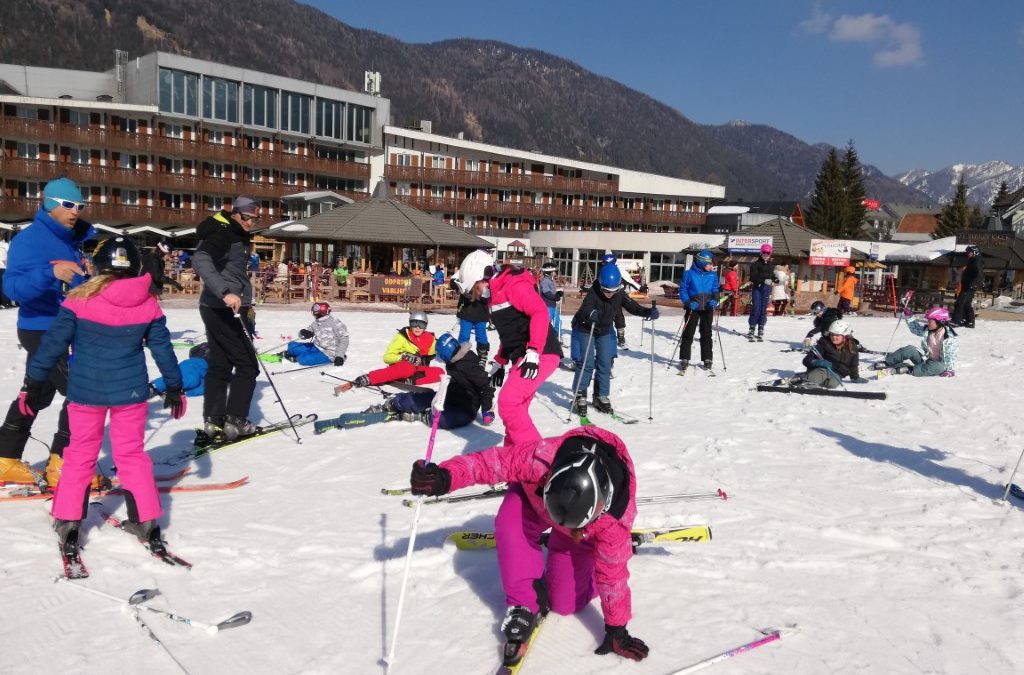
[924, 307, 950, 322]
[760, 244, 773, 255]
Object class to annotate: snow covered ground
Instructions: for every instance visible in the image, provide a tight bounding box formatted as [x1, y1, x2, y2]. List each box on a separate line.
[2, 304, 1023, 675]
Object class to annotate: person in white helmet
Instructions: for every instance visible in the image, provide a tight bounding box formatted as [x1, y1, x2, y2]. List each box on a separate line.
[793, 319, 862, 388]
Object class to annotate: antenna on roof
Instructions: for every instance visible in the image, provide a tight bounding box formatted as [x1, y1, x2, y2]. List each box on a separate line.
[364, 71, 381, 96]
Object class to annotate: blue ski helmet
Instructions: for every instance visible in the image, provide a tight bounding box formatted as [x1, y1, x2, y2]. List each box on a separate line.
[435, 333, 460, 363]
[598, 265, 623, 292]
[601, 252, 617, 266]
[695, 249, 714, 267]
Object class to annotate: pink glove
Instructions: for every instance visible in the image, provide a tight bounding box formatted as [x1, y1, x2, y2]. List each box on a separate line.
[902, 307, 913, 318]
[940, 370, 955, 378]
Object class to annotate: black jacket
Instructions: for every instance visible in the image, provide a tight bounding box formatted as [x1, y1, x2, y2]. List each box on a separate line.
[806, 307, 843, 338]
[456, 295, 490, 322]
[571, 284, 651, 337]
[445, 351, 495, 414]
[960, 257, 981, 292]
[192, 211, 253, 308]
[749, 258, 773, 289]
[804, 336, 860, 380]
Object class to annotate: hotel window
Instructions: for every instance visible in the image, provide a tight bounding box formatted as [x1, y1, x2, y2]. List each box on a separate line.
[17, 181, 42, 198]
[497, 218, 511, 230]
[208, 164, 224, 178]
[122, 190, 139, 205]
[202, 76, 239, 123]
[170, 159, 184, 174]
[119, 153, 139, 170]
[166, 124, 183, 139]
[209, 130, 224, 144]
[396, 153, 413, 166]
[466, 159, 480, 171]
[533, 192, 543, 204]
[528, 219, 542, 231]
[280, 91, 311, 134]
[209, 196, 226, 212]
[118, 118, 139, 133]
[465, 188, 479, 200]
[68, 110, 90, 127]
[395, 184, 411, 196]
[283, 141, 299, 155]
[243, 84, 277, 128]
[652, 199, 665, 211]
[69, 148, 90, 165]
[432, 186, 444, 198]
[464, 215, 476, 229]
[500, 162, 513, 174]
[15, 106, 39, 120]
[282, 172, 299, 186]
[498, 190, 512, 202]
[430, 156, 445, 169]
[345, 104, 372, 143]
[158, 68, 199, 116]
[316, 98, 344, 139]
[16, 142, 39, 159]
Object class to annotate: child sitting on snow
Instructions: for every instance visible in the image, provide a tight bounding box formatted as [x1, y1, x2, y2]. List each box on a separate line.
[281, 302, 349, 366]
[875, 307, 958, 377]
[152, 342, 209, 397]
[337, 311, 445, 392]
[794, 319, 861, 388]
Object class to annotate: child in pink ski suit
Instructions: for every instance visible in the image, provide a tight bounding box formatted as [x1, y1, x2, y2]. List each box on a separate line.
[411, 426, 649, 661]
[20, 237, 184, 542]
[485, 263, 563, 445]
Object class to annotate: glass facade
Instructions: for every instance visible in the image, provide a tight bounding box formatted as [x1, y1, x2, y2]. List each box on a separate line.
[280, 91, 311, 134]
[158, 68, 199, 116]
[347, 104, 372, 143]
[649, 252, 689, 283]
[202, 76, 239, 123]
[316, 98, 345, 139]
[243, 84, 277, 128]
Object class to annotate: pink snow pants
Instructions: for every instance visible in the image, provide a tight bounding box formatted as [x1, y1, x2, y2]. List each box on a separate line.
[51, 402, 161, 522]
[497, 353, 560, 446]
[496, 483, 597, 615]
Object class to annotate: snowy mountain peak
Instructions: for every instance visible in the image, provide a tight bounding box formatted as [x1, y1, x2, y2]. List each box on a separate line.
[895, 161, 1024, 206]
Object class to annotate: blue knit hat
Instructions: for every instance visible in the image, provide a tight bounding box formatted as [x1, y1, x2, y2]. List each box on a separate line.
[43, 178, 84, 212]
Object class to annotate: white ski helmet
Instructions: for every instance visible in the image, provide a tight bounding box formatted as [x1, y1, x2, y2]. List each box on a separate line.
[452, 249, 496, 295]
[828, 319, 852, 336]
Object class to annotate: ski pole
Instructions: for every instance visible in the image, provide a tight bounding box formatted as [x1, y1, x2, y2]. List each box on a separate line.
[714, 305, 727, 371]
[53, 579, 252, 634]
[665, 311, 693, 370]
[637, 488, 728, 504]
[235, 314, 302, 443]
[269, 363, 325, 376]
[385, 377, 450, 671]
[648, 300, 656, 422]
[1002, 446, 1024, 501]
[258, 340, 292, 356]
[566, 318, 598, 423]
[884, 290, 915, 355]
[320, 371, 393, 397]
[668, 626, 799, 675]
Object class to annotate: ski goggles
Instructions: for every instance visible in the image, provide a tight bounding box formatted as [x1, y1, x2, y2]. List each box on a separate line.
[409, 320, 428, 329]
[47, 197, 87, 211]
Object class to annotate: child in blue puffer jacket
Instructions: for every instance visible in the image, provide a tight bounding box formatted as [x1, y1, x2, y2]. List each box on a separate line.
[676, 249, 720, 373]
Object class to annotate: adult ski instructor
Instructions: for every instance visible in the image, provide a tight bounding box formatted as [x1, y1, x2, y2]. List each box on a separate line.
[192, 195, 261, 442]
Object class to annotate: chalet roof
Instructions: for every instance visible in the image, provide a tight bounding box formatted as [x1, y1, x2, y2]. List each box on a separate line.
[896, 213, 939, 235]
[719, 201, 801, 218]
[269, 182, 491, 249]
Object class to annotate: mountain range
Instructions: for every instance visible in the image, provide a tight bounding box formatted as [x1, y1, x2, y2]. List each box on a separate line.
[0, 0, 1002, 210]
[896, 161, 1024, 208]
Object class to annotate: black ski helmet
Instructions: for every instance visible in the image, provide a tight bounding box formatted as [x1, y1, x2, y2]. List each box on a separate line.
[810, 300, 826, 315]
[92, 236, 142, 278]
[188, 342, 210, 360]
[543, 435, 614, 529]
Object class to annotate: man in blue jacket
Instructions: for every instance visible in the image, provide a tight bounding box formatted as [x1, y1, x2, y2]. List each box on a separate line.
[677, 249, 721, 374]
[0, 178, 97, 486]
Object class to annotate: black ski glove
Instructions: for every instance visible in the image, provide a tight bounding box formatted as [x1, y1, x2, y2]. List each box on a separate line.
[299, 329, 314, 339]
[333, 355, 346, 367]
[410, 460, 452, 496]
[595, 625, 649, 661]
[401, 353, 424, 366]
[162, 387, 187, 420]
[17, 377, 46, 417]
[488, 362, 506, 387]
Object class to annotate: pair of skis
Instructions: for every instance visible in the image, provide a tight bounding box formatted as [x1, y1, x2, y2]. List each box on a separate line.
[755, 378, 887, 400]
[447, 524, 712, 551]
[189, 413, 319, 458]
[2, 475, 248, 503]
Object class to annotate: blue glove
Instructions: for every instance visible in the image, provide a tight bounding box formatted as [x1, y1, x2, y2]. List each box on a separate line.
[645, 306, 660, 321]
[481, 411, 495, 425]
[688, 301, 698, 311]
[708, 299, 717, 310]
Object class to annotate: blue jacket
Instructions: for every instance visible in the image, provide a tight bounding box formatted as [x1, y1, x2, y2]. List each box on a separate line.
[153, 357, 207, 396]
[679, 263, 721, 311]
[3, 208, 94, 331]
[27, 274, 182, 406]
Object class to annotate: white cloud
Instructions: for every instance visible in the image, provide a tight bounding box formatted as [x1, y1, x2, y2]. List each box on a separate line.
[799, 3, 832, 35]
[801, 9, 924, 68]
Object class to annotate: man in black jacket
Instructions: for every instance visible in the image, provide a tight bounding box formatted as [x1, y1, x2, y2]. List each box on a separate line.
[952, 245, 981, 328]
[747, 244, 774, 340]
[141, 244, 183, 297]
[191, 195, 261, 441]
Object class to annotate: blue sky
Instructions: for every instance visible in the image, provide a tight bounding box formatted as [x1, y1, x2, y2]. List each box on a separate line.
[306, 0, 1023, 176]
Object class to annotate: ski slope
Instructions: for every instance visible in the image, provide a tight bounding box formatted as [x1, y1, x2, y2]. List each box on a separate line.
[1, 303, 1022, 675]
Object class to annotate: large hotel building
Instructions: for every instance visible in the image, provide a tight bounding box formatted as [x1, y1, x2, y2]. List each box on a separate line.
[0, 51, 724, 282]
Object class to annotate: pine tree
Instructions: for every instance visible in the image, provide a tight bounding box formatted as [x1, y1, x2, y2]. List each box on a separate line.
[993, 180, 1010, 211]
[935, 177, 973, 238]
[805, 148, 846, 238]
[840, 141, 867, 239]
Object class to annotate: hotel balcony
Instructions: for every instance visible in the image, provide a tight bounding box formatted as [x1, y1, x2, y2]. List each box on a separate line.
[0, 196, 208, 228]
[384, 165, 619, 195]
[0, 117, 370, 180]
[399, 196, 706, 227]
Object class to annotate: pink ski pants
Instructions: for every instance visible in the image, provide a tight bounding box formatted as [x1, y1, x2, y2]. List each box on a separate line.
[497, 353, 560, 446]
[51, 402, 161, 522]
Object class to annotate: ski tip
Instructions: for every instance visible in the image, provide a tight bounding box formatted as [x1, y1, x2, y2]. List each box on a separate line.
[1009, 484, 1024, 500]
[214, 610, 253, 632]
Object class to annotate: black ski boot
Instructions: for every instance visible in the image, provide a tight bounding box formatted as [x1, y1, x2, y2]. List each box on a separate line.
[54, 518, 81, 554]
[223, 415, 257, 442]
[477, 343, 489, 368]
[703, 359, 713, 371]
[678, 359, 689, 375]
[617, 328, 626, 348]
[571, 393, 588, 418]
[593, 396, 614, 414]
[122, 519, 168, 555]
[501, 605, 539, 667]
[746, 326, 756, 340]
[756, 326, 764, 342]
[362, 398, 396, 415]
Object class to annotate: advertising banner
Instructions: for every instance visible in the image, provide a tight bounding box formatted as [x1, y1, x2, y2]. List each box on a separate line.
[726, 235, 773, 253]
[809, 239, 852, 266]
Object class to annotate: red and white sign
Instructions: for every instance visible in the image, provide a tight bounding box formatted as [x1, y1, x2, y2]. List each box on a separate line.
[862, 198, 881, 211]
[808, 239, 852, 266]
